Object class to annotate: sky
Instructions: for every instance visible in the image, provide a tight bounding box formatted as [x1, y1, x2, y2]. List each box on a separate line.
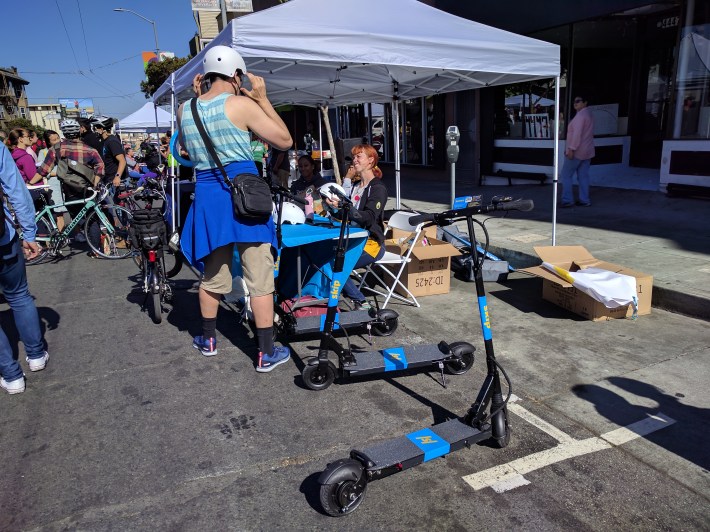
[2, 0, 197, 119]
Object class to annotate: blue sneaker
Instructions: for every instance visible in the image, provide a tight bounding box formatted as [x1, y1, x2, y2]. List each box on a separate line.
[193, 336, 218, 356]
[256, 346, 291, 373]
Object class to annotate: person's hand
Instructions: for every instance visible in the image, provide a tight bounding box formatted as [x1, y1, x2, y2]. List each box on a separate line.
[565, 148, 574, 160]
[23, 240, 40, 261]
[240, 72, 268, 105]
[192, 73, 204, 96]
[345, 165, 357, 180]
[113, 176, 121, 187]
[325, 197, 340, 209]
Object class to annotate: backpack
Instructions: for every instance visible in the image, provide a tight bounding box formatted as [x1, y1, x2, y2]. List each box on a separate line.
[55, 147, 97, 193]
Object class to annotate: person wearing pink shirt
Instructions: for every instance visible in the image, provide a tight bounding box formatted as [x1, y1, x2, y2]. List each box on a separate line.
[561, 95, 595, 207]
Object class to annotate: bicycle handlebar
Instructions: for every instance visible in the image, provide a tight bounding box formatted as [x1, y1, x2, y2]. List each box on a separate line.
[408, 198, 534, 227]
[271, 183, 307, 205]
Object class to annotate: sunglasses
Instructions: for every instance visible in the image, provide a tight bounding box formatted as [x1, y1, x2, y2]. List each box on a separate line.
[574, 98, 584, 103]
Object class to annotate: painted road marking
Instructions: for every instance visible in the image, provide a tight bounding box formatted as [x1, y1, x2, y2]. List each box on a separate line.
[462, 401, 676, 493]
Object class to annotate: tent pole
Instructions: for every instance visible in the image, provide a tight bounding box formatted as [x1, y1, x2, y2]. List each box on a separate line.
[170, 84, 177, 233]
[320, 105, 341, 184]
[392, 83, 401, 209]
[552, 75, 561, 246]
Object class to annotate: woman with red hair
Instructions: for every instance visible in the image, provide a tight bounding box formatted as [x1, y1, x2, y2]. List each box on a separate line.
[325, 143, 387, 310]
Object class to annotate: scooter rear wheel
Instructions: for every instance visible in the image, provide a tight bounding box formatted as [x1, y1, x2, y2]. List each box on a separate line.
[371, 316, 398, 337]
[445, 346, 475, 375]
[319, 461, 368, 516]
[303, 360, 337, 391]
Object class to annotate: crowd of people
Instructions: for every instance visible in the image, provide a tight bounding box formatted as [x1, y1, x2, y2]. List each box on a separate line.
[0, 45, 390, 392]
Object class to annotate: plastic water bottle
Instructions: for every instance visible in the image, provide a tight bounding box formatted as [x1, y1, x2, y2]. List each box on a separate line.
[305, 191, 314, 217]
[342, 178, 352, 198]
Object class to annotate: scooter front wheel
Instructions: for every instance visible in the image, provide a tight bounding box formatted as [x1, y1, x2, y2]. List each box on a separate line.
[302, 360, 337, 391]
[491, 407, 511, 448]
[319, 459, 368, 516]
[371, 316, 398, 337]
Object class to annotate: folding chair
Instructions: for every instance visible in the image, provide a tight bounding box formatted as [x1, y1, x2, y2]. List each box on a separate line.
[358, 210, 425, 308]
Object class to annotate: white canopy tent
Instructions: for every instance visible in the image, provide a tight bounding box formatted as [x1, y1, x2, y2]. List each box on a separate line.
[154, 0, 563, 243]
[117, 102, 172, 133]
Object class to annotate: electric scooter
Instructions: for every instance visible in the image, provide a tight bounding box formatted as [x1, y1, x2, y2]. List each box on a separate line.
[316, 196, 534, 515]
[301, 186, 477, 391]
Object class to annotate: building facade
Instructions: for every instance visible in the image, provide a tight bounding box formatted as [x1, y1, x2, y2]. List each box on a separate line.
[28, 103, 62, 134]
[0, 67, 30, 132]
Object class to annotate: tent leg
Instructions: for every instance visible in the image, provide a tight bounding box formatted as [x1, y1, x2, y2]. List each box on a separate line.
[392, 92, 401, 210]
[552, 75, 560, 246]
[320, 105, 341, 184]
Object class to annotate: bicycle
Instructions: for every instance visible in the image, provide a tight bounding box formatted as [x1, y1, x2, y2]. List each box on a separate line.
[28, 184, 134, 265]
[117, 174, 183, 279]
[128, 195, 173, 324]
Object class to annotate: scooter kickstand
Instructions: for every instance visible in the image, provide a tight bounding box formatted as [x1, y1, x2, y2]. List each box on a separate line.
[438, 360, 447, 388]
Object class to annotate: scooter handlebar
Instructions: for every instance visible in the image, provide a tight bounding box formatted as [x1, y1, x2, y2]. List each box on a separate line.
[327, 184, 353, 205]
[271, 183, 307, 205]
[408, 198, 534, 226]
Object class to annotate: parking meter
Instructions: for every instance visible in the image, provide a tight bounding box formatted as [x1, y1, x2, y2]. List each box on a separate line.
[446, 126, 460, 206]
[446, 125, 460, 164]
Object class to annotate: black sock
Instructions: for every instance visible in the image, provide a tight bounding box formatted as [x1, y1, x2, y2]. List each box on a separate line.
[256, 327, 274, 355]
[202, 317, 217, 340]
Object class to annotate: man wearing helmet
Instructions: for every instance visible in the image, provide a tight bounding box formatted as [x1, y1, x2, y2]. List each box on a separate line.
[91, 116, 126, 188]
[34, 119, 104, 228]
[178, 45, 293, 372]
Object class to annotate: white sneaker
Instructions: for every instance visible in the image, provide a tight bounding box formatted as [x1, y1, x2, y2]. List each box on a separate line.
[1, 376, 25, 394]
[27, 351, 49, 372]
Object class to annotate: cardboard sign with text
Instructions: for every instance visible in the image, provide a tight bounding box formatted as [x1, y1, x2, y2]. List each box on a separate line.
[384, 238, 459, 297]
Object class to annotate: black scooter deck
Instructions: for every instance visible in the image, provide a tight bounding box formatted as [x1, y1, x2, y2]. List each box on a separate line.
[292, 309, 373, 335]
[346, 343, 454, 376]
[354, 418, 488, 472]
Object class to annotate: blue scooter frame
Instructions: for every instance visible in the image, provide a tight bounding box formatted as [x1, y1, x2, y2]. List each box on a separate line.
[316, 197, 534, 515]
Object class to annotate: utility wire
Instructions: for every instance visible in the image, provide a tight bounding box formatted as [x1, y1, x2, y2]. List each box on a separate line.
[54, 0, 82, 72]
[76, 0, 92, 70]
[21, 54, 142, 74]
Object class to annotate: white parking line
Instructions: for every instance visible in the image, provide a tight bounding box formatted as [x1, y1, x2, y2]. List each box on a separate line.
[462, 402, 676, 493]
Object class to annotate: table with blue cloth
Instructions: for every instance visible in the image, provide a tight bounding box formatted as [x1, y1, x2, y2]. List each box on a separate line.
[233, 218, 368, 302]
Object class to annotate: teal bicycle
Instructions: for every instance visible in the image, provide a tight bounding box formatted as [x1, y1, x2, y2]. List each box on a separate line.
[27, 184, 135, 265]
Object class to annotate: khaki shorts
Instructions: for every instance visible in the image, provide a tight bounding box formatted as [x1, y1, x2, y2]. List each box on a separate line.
[201, 242, 274, 296]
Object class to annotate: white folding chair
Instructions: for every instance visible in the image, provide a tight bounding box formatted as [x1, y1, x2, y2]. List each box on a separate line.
[358, 210, 425, 308]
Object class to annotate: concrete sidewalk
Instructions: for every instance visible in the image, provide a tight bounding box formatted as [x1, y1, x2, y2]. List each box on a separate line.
[379, 165, 710, 321]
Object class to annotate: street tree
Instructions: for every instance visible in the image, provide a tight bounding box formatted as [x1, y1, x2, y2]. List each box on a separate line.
[140, 56, 191, 98]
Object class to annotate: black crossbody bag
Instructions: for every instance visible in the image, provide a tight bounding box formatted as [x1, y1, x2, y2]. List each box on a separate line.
[189, 98, 272, 220]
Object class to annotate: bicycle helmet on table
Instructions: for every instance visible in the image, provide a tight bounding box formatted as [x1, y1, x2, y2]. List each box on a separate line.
[203, 45, 247, 78]
[275, 202, 306, 225]
[59, 118, 81, 139]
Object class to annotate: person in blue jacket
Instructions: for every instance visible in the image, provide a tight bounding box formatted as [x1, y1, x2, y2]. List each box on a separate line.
[0, 143, 48, 395]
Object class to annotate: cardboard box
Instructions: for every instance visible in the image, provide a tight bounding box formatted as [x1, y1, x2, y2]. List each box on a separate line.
[389, 225, 438, 243]
[384, 237, 459, 297]
[521, 246, 653, 321]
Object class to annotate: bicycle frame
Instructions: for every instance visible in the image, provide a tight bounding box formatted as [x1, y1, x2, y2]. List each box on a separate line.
[34, 191, 116, 245]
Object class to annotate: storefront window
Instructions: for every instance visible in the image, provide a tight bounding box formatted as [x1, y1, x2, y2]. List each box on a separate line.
[672, 1, 710, 139]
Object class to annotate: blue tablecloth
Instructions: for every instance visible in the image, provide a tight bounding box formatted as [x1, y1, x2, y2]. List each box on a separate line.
[233, 220, 368, 301]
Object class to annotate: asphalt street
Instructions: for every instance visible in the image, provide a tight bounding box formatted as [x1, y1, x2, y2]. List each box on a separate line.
[1, 228, 708, 530]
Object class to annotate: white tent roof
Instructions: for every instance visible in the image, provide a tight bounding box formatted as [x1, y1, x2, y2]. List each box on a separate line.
[117, 102, 172, 132]
[153, 0, 560, 107]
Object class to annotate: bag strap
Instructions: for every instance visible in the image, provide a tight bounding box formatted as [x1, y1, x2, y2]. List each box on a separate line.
[189, 98, 236, 194]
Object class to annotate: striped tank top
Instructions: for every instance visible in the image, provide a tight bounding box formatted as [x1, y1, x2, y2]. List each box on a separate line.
[180, 93, 252, 171]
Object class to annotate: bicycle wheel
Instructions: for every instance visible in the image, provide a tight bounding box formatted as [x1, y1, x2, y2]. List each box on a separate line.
[26, 215, 54, 265]
[84, 205, 134, 259]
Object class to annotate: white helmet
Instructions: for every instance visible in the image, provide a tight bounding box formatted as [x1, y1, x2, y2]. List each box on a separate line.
[276, 202, 306, 225]
[59, 118, 81, 139]
[203, 45, 247, 78]
[319, 183, 348, 201]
